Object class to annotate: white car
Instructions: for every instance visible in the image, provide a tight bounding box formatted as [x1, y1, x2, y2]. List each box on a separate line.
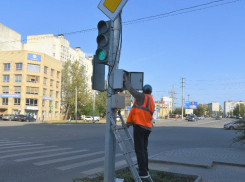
[94, 116, 100, 121]
[84, 116, 93, 122]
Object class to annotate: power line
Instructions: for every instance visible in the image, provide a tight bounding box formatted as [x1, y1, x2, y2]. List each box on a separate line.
[0, 0, 241, 44]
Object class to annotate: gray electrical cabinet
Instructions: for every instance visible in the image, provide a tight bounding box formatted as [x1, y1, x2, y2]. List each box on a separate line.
[112, 69, 144, 90]
[111, 95, 125, 109]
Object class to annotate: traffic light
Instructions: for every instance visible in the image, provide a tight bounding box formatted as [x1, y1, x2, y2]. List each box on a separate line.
[96, 20, 112, 65]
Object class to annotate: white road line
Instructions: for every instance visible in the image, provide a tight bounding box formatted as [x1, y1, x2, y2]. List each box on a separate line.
[0, 148, 72, 159]
[0, 141, 20, 144]
[57, 153, 123, 171]
[15, 149, 88, 162]
[81, 157, 137, 176]
[0, 142, 32, 147]
[35, 151, 104, 166]
[0, 146, 57, 154]
[0, 144, 44, 150]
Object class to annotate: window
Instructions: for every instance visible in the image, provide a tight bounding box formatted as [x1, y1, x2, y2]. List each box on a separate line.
[56, 91, 59, 98]
[51, 69, 54, 76]
[56, 81, 59, 88]
[26, 99, 38, 106]
[42, 100, 45, 107]
[27, 64, 40, 72]
[26, 87, 39, 95]
[50, 80, 53, 87]
[53, 53, 55, 57]
[15, 75, 22, 82]
[3, 75, 10, 82]
[49, 100, 53, 107]
[2, 98, 8, 105]
[50, 90, 53, 97]
[14, 98, 20, 105]
[43, 89, 46, 96]
[4, 64, 10, 71]
[16, 63, 22, 71]
[2, 86, 9, 94]
[43, 77, 47, 85]
[55, 111, 58, 118]
[14, 86, 21, 94]
[55, 101, 58, 108]
[57, 71, 60, 78]
[44, 66, 47, 74]
[27, 75, 39, 83]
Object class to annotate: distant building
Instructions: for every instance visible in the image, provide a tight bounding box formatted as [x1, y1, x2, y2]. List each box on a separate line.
[0, 50, 62, 120]
[207, 102, 220, 112]
[224, 101, 245, 116]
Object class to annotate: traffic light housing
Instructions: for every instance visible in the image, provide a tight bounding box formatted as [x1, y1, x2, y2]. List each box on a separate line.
[96, 20, 112, 65]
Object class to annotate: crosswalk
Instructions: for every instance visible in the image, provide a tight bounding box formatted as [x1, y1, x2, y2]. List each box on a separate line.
[0, 139, 131, 177]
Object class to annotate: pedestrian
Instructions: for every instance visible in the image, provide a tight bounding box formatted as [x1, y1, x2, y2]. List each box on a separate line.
[42, 115, 44, 122]
[123, 75, 155, 179]
[175, 115, 178, 121]
[69, 115, 72, 122]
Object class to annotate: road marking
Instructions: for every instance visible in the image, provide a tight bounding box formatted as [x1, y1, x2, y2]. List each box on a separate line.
[0, 141, 20, 144]
[0, 142, 32, 147]
[0, 148, 72, 159]
[81, 157, 137, 175]
[57, 153, 123, 171]
[35, 151, 104, 165]
[0, 144, 44, 150]
[0, 146, 56, 154]
[15, 149, 88, 162]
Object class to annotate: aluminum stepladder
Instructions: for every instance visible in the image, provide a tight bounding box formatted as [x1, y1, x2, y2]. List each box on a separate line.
[110, 111, 153, 182]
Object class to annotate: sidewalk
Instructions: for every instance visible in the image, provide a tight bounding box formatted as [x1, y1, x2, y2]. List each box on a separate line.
[149, 147, 245, 182]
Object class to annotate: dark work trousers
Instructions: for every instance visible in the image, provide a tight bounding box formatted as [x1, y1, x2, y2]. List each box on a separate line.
[133, 124, 151, 176]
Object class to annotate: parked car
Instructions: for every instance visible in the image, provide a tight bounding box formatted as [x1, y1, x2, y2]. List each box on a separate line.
[197, 115, 205, 120]
[26, 116, 36, 122]
[224, 120, 245, 130]
[2, 114, 15, 121]
[215, 116, 222, 120]
[236, 116, 242, 119]
[0, 114, 3, 120]
[188, 115, 198, 122]
[186, 114, 196, 120]
[84, 116, 93, 122]
[15, 115, 27, 122]
[94, 116, 100, 121]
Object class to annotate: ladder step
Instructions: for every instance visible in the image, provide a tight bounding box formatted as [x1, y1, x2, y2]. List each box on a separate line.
[124, 138, 133, 141]
[117, 127, 126, 130]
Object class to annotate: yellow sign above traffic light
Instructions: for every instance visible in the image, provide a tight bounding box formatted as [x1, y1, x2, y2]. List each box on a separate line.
[98, 0, 128, 21]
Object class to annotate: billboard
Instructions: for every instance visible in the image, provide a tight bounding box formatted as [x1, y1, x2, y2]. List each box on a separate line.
[184, 101, 198, 109]
[28, 53, 41, 62]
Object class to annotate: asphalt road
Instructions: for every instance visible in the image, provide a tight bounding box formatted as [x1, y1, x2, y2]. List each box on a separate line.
[0, 118, 242, 182]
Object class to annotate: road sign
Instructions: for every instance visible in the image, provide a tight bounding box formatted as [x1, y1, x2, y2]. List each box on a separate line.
[98, 0, 128, 21]
[50, 105, 54, 110]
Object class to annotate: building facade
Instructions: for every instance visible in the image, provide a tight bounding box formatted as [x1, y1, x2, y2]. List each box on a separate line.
[224, 101, 245, 116]
[0, 50, 62, 120]
[0, 23, 22, 51]
[207, 102, 220, 112]
[24, 34, 93, 92]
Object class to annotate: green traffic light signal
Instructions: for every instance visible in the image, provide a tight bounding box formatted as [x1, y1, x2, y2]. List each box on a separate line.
[96, 49, 107, 61]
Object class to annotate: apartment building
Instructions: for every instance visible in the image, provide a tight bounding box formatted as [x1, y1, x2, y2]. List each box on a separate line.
[0, 23, 22, 51]
[224, 101, 245, 116]
[0, 50, 62, 120]
[24, 34, 93, 92]
[207, 102, 220, 112]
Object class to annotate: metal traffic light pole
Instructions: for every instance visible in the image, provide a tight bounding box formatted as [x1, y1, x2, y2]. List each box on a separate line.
[104, 14, 121, 182]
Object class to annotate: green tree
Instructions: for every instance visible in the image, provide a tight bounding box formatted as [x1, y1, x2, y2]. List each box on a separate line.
[95, 91, 107, 117]
[173, 107, 181, 115]
[233, 105, 239, 116]
[193, 104, 206, 116]
[61, 60, 91, 119]
[240, 104, 245, 116]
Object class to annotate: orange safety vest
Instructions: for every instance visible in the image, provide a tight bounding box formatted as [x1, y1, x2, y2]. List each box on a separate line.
[127, 94, 155, 128]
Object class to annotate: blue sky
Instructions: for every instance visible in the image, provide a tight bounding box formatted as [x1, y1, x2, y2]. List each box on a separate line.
[0, 0, 244, 108]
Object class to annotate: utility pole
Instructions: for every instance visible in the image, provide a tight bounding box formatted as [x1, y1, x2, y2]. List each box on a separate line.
[188, 94, 190, 101]
[169, 85, 177, 111]
[75, 86, 77, 123]
[181, 78, 185, 120]
[93, 91, 95, 123]
[104, 15, 121, 182]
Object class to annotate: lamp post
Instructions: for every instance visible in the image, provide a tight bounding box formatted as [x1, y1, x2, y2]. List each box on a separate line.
[75, 86, 77, 123]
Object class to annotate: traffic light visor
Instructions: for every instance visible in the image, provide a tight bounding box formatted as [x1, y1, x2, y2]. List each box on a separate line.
[97, 34, 108, 47]
[98, 21, 110, 34]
